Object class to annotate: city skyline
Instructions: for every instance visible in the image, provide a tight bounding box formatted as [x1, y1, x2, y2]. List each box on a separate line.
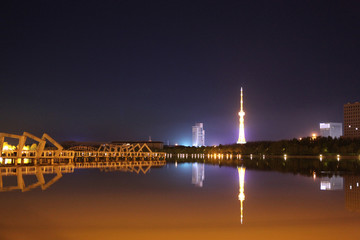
[1, 1, 360, 145]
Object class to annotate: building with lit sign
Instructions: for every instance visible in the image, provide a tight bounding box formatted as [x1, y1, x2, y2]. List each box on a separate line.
[319, 122, 343, 138]
[344, 102, 360, 138]
[192, 123, 205, 147]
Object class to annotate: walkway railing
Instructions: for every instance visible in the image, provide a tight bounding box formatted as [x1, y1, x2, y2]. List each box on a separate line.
[0, 132, 166, 164]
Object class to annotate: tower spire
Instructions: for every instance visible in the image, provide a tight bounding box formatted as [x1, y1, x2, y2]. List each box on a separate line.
[240, 87, 243, 112]
[237, 88, 246, 144]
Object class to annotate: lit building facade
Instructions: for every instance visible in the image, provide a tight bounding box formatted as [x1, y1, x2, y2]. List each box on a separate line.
[192, 123, 205, 147]
[237, 88, 246, 144]
[344, 102, 360, 138]
[319, 122, 343, 138]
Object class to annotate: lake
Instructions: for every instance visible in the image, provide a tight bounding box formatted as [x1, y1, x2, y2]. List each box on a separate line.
[1, 161, 360, 240]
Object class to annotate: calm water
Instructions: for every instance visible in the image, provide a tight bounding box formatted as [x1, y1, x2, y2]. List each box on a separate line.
[1, 163, 360, 240]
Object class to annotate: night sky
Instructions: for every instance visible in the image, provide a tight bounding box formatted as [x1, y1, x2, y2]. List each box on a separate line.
[1, 0, 360, 145]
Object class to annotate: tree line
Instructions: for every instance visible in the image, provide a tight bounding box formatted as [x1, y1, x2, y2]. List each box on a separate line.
[164, 137, 360, 156]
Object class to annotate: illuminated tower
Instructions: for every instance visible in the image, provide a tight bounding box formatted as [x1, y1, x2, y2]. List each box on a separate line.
[238, 167, 245, 224]
[237, 88, 246, 144]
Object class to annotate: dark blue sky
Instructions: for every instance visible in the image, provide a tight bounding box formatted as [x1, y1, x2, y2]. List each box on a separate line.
[1, 0, 360, 145]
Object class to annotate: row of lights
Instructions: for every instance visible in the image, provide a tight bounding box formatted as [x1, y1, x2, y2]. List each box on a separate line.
[172, 153, 244, 160]
[0, 157, 31, 164]
[166, 153, 360, 162]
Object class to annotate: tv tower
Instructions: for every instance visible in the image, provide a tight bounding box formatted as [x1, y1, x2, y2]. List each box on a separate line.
[237, 87, 246, 144]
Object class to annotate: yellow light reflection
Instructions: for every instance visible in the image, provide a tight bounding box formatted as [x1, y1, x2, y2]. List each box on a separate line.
[238, 167, 245, 224]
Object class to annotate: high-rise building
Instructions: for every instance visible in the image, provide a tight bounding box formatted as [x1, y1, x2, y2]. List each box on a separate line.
[319, 122, 343, 138]
[192, 123, 205, 147]
[344, 102, 360, 138]
[237, 88, 246, 144]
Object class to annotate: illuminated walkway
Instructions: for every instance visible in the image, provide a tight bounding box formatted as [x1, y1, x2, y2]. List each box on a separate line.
[0, 132, 166, 164]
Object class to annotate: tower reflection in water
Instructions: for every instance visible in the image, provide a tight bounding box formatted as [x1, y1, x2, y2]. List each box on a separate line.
[192, 162, 205, 187]
[238, 167, 245, 224]
[0, 160, 164, 192]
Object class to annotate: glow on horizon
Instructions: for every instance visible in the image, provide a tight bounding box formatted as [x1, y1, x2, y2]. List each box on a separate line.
[176, 140, 191, 147]
[311, 133, 317, 140]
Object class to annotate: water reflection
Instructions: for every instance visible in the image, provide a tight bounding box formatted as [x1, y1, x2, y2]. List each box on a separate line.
[191, 163, 205, 187]
[0, 165, 73, 192]
[179, 160, 360, 221]
[345, 175, 360, 212]
[0, 160, 165, 192]
[2, 162, 360, 239]
[320, 176, 343, 190]
[238, 167, 245, 224]
[168, 154, 360, 177]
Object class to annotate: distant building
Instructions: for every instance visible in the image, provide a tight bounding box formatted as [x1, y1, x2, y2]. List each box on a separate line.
[192, 123, 205, 147]
[344, 102, 360, 138]
[319, 122, 343, 138]
[63, 140, 164, 150]
[111, 141, 163, 150]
